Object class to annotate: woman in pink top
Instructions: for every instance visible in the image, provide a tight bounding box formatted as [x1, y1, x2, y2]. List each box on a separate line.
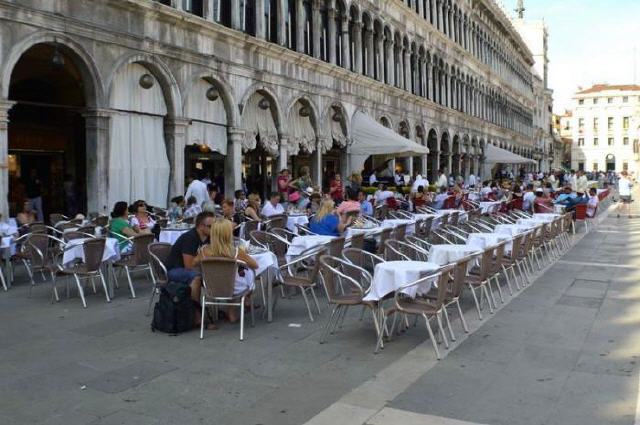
[276, 169, 290, 202]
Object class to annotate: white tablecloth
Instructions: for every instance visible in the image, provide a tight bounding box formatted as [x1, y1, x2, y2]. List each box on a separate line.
[533, 213, 562, 221]
[466, 233, 513, 254]
[428, 244, 481, 266]
[159, 228, 190, 245]
[553, 204, 566, 214]
[381, 219, 416, 235]
[434, 209, 468, 227]
[286, 215, 309, 233]
[252, 250, 279, 276]
[364, 260, 441, 301]
[516, 218, 550, 227]
[286, 235, 335, 258]
[493, 224, 533, 237]
[62, 237, 120, 266]
[0, 222, 18, 254]
[479, 201, 502, 214]
[345, 227, 382, 238]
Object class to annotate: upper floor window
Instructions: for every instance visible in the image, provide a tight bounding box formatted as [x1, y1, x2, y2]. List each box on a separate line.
[578, 99, 584, 105]
[593, 117, 599, 131]
[623, 96, 629, 103]
[624, 137, 630, 145]
[578, 138, 584, 146]
[183, 0, 204, 17]
[623, 116, 630, 130]
[593, 137, 599, 146]
[608, 137, 614, 146]
[608, 117, 614, 131]
[213, 0, 232, 27]
[607, 97, 613, 104]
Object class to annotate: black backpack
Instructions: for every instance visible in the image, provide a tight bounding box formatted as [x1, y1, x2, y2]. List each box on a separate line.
[151, 281, 194, 335]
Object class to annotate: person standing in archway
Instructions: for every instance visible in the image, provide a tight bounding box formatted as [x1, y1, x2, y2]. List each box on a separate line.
[24, 169, 43, 222]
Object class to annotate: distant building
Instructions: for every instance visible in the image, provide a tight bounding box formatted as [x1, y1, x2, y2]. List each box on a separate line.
[570, 85, 640, 174]
[512, 8, 555, 172]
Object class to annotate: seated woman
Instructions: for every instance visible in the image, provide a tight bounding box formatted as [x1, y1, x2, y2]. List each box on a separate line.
[109, 201, 139, 252]
[411, 186, 429, 211]
[129, 200, 155, 233]
[200, 218, 258, 323]
[221, 199, 241, 237]
[533, 189, 554, 213]
[336, 188, 360, 216]
[16, 201, 36, 228]
[244, 194, 262, 221]
[309, 199, 353, 236]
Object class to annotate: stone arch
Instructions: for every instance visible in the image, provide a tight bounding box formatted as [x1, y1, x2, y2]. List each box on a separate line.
[397, 119, 411, 139]
[239, 83, 284, 135]
[379, 115, 393, 129]
[1, 31, 104, 107]
[106, 53, 181, 118]
[183, 72, 239, 128]
[287, 95, 320, 155]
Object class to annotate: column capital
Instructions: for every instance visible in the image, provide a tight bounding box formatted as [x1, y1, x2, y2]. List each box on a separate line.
[0, 100, 16, 122]
[228, 127, 245, 139]
[164, 117, 191, 127]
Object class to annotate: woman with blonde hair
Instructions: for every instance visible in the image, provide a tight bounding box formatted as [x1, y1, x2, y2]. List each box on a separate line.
[244, 193, 262, 221]
[309, 198, 353, 236]
[201, 218, 258, 322]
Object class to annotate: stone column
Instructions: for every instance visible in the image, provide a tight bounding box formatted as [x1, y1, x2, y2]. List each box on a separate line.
[164, 117, 190, 203]
[431, 150, 440, 181]
[448, 6, 454, 40]
[296, 0, 305, 53]
[464, 154, 471, 178]
[277, 0, 287, 45]
[255, 0, 266, 39]
[404, 52, 412, 92]
[0, 100, 15, 219]
[365, 23, 376, 78]
[312, 138, 325, 187]
[426, 61, 433, 101]
[312, 1, 322, 59]
[376, 32, 384, 81]
[397, 46, 404, 89]
[225, 128, 244, 196]
[386, 36, 395, 86]
[204, 0, 214, 21]
[341, 17, 351, 70]
[421, 155, 429, 178]
[231, 0, 242, 30]
[328, 8, 337, 64]
[352, 21, 363, 74]
[278, 135, 289, 175]
[436, 0, 443, 31]
[83, 108, 113, 215]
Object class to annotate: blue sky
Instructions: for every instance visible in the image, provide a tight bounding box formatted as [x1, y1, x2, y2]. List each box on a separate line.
[503, 0, 640, 112]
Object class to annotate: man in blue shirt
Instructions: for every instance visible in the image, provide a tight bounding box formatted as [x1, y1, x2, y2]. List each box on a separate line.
[554, 186, 576, 205]
[358, 191, 373, 216]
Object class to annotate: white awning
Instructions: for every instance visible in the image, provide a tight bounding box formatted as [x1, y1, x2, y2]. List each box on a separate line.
[349, 111, 429, 171]
[484, 144, 537, 164]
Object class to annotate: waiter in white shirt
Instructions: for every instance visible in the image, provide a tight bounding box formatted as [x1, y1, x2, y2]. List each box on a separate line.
[185, 171, 209, 208]
[261, 192, 285, 217]
[436, 170, 448, 189]
[411, 175, 429, 193]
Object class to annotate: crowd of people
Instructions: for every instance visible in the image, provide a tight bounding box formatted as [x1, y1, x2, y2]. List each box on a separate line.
[97, 165, 632, 331]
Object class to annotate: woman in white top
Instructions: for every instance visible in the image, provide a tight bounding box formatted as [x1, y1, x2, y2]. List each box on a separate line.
[617, 171, 633, 218]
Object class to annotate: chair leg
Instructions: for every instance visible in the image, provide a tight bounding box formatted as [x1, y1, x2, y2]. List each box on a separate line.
[200, 299, 205, 339]
[125, 266, 136, 298]
[99, 272, 110, 303]
[423, 314, 441, 360]
[310, 287, 321, 315]
[74, 274, 87, 308]
[320, 305, 339, 344]
[90, 276, 97, 294]
[482, 285, 495, 313]
[468, 285, 483, 320]
[443, 308, 456, 341]
[50, 271, 59, 303]
[250, 298, 255, 327]
[300, 287, 314, 322]
[239, 297, 245, 341]
[493, 275, 505, 303]
[455, 299, 469, 333]
[146, 283, 156, 316]
[338, 305, 349, 329]
[502, 266, 514, 295]
[436, 312, 449, 349]
[0, 264, 7, 291]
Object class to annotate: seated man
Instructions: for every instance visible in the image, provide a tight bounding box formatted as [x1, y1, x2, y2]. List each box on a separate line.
[358, 190, 374, 217]
[586, 188, 599, 217]
[165, 212, 215, 313]
[554, 186, 576, 205]
[261, 192, 284, 217]
[433, 187, 449, 210]
[565, 191, 589, 213]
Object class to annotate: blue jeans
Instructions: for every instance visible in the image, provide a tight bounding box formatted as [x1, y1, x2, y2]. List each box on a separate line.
[167, 268, 200, 286]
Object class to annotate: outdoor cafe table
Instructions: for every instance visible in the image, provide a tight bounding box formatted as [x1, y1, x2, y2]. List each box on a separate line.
[381, 219, 416, 234]
[0, 220, 18, 286]
[434, 209, 468, 228]
[364, 260, 441, 302]
[493, 224, 536, 238]
[286, 235, 335, 258]
[159, 227, 190, 245]
[345, 226, 383, 239]
[466, 233, 513, 254]
[479, 201, 502, 214]
[286, 214, 309, 234]
[517, 217, 555, 227]
[533, 213, 562, 221]
[428, 244, 481, 266]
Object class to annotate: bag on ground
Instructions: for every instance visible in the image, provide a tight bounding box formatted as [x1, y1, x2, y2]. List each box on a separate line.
[151, 281, 194, 334]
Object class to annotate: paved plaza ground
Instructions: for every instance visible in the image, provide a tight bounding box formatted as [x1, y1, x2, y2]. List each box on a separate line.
[2, 198, 640, 425]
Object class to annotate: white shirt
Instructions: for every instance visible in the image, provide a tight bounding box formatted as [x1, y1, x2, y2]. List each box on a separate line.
[436, 174, 448, 188]
[374, 190, 395, 204]
[523, 191, 536, 211]
[467, 174, 477, 187]
[261, 202, 284, 217]
[569, 174, 577, 192]
[411, 177, 429, 193]
[394, 174, 404, 186]
[434, 193, 449, 209]
[576, 175, 589, 194]
[587, 196, 599, 217]
[369, 174, 378, 185]
[619, 177, 632, 196]
[185, 179, 209, 208]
